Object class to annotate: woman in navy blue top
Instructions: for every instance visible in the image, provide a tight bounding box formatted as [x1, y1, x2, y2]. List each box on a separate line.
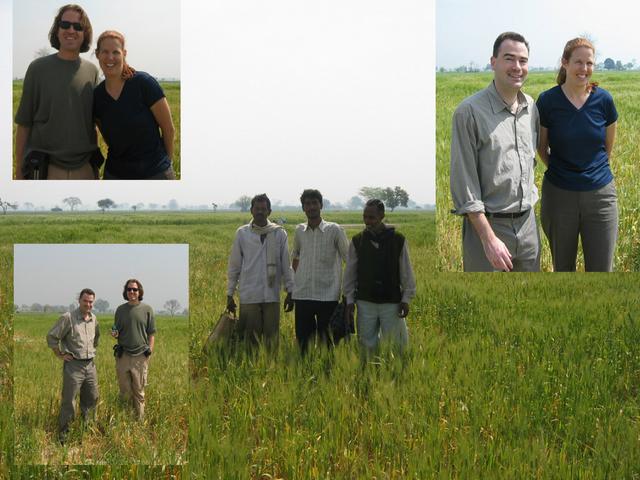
[536, 38, 618, 271]
[94, 31, 176, 179]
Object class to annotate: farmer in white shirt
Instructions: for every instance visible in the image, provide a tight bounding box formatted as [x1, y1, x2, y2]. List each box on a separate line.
[291, 189, 348, 355]
[227, 193, 294, 349]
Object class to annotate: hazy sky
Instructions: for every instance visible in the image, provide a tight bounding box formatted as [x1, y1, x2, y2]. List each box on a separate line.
[437, 0, 639, 70]
[0, 0, 435, 208]
[13, 0, 180, 79]
[14, 244, 189, 311]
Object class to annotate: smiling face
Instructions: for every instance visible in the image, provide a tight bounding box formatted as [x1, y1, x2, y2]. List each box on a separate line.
[79, 293, 95, 315]
[562, 46, 594, 88]
[97, 36, 126, 79]
[491, 39, 529, 95]
[57, 9, 84, 56]
[126, 281, 140, 304]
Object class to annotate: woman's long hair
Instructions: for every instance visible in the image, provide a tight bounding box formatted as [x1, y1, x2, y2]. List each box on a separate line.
[556, 37, 597, 91]
[95, 30, 136, 80]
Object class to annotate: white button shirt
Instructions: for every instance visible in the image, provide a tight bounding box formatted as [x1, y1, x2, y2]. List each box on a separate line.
[291, 220, 349, 301]
[227, 224, 294, 304]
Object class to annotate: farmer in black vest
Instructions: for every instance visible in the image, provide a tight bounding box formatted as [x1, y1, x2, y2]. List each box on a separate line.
[343, 199, 416, 354]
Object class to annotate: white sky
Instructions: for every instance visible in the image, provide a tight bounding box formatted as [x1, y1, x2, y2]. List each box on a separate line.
[0, 0, 436, 208]
[14, 244, 189, 311]
[437, 0, 639, 70]
[13, 0, 180, 79]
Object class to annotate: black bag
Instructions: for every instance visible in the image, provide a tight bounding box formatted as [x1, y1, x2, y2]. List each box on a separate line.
[113, 344, 124, 358]
[22, 150, 49, 180]
[329, 297, 354, 344]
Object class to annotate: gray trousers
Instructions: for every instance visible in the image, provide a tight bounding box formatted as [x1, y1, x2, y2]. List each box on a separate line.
[462, 208, 540, 272]
[541, 177, 618, 272]
[59, 358, 98, 432]
[238, 302, 280, 349]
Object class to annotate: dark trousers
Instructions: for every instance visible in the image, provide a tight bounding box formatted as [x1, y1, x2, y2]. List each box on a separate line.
[294, 300, 338, 354]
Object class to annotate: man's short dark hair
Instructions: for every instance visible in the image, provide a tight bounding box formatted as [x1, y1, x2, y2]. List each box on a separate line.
[49, 4, 93, 53]
[300, 189, 323, 207]
[492, 32, 529, 58]
[365, 198, 385, 215]
[78, 288, 95, 300]
[122, 278, 144, 301]
[251, 193, 271, 210]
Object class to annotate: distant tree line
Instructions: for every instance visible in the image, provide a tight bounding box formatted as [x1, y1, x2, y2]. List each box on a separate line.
[16, 298, 188, 316]
[230, 186, 413, 212]
[438, 58, 638, 73]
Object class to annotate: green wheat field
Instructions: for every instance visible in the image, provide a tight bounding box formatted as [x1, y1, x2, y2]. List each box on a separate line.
[1, 211, 640, 478]
[437, 71, 640, 272]
[13, 313, 187, 465]
[11, 81, 181, 179]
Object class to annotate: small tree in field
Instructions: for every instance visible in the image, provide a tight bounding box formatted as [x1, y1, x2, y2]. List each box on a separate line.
[359, 187, 385, 201]
[94, 299, 110, 313]
[358, 186, 410, 212]
[97, 198, 116, 213]
[63, 197, 82, 211]
[347, 195, 364, 210]
[164, 299, 181, 316]
[0, 198, 18, 215]
[233, 195, 252, 212]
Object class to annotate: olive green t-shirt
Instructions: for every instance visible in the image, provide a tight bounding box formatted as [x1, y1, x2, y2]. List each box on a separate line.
[15, 54, 99, 169]
[114, 302, 156, 356]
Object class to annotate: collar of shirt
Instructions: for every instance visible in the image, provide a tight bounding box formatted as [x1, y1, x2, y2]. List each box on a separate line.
[300, 219, 327, 232]
[488, 81, 530, 115]
[73, 307, 94, 323]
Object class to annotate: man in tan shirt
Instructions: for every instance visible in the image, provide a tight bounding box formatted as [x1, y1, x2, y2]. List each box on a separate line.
[450, 32, 540, 272]
[46, 288, 99, 444]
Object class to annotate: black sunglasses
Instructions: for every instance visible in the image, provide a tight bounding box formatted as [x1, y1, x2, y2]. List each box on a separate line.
[127, 288, 139, 292]
[59, 20, 84, 32]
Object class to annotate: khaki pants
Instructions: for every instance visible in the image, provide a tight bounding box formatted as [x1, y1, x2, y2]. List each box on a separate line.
[462, 208, 540, 272]
[47, 162, 96, 179]
[59, 358, 98, 432]
[115, 353, 149, 419]
[238, 302, 280, 349]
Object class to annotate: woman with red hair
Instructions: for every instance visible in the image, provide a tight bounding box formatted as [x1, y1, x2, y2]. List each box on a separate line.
[536, 38, 618, 271]
[93, 30, 176, 179]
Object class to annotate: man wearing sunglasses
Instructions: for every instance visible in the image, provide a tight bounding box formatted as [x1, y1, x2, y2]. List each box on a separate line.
[111, 279, 156, 419]
[14, 4, 100, 179]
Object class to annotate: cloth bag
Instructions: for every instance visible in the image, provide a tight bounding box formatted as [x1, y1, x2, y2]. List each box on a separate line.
[203, 310, 237, 351]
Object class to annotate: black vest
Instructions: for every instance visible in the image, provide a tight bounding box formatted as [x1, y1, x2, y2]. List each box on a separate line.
[353, 227, 405, 304]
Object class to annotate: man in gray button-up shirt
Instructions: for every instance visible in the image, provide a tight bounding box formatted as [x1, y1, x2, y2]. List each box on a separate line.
[450, 32, 540, 272]
[46, 288, 99, 444]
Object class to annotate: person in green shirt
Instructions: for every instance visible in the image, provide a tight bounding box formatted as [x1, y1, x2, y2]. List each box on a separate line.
[14, 4, 99, 179]
[111, 278, 156, 419]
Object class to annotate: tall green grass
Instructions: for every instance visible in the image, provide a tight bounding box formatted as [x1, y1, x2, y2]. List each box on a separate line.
[190, 273, 640, 478]
[0, 210, 432, 478]
[14, 313, 187, 465]
[2, 211, 639, 477]
[437, 71, 640, 271]
[11, 81, 181, 179]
